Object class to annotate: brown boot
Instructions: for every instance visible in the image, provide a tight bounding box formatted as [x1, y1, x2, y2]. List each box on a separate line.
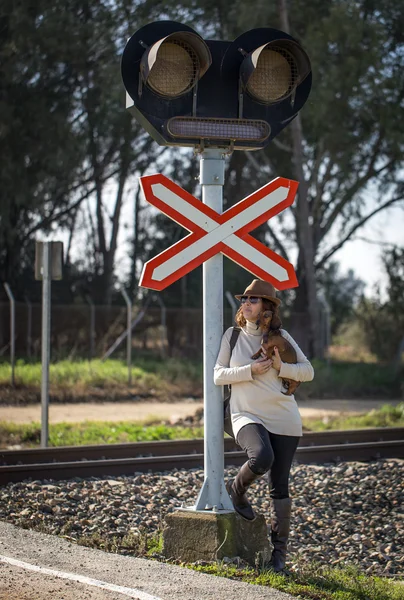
[226, 462, 261, 521]
[270, 498, 292, 572]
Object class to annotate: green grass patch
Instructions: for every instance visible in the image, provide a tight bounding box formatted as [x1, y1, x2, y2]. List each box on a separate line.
[0, 356, 402, 401]
[146, 532, 164, 557]
[0, 420, 204, 447]
[1, 404, 403, 448]
[303, 402, 404, 431]
[0, 356, 202, 393]
[188, 560, 404, 600]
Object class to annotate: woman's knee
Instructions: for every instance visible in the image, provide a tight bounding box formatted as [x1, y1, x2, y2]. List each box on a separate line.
[249, 447, 274, 475]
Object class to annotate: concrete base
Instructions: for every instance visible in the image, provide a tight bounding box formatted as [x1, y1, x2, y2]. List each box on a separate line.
[163, 510, 271, 567]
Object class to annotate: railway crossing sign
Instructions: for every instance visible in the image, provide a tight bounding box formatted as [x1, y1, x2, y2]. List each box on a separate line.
[140, 174, 299, 291]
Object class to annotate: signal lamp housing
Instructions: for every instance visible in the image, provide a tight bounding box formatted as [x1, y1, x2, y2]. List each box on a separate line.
[121, 21, 312, 150]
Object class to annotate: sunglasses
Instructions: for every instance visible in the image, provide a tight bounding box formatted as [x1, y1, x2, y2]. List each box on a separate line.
[240, 296, 261, 304]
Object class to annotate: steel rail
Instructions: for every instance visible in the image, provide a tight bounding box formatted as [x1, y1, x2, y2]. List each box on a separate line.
[1, 439, 403, 486]
[1, 427, 403, 466]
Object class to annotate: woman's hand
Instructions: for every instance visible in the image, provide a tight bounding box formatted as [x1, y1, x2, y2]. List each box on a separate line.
[251, 356, 273, 375]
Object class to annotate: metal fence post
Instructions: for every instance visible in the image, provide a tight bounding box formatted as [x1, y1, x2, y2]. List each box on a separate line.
[121, 288, 132, 385]
[25, 296, 32, 359]
[3, 283, 15, 386]
[225, 290, 237, 324]
[318, 293, 331, 368]
[86, 295, 95, 360]
[152, 293, 168, 357]
[101, 297, 151, 361]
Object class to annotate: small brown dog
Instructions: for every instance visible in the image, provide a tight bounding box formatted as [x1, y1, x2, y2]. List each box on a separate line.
[251, 310, 300, 396]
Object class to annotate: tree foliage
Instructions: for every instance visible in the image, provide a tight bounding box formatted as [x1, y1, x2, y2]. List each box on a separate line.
[357, 247, 404, 362]
[0, 0, 403, 358]
[0, 1, 85, 296]
[317, 262, 365, 336]
[0, 0, 158, 302]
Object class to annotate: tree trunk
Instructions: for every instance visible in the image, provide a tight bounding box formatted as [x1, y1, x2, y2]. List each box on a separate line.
[292, 124, 323, 358]
[277, 0, 323, 358]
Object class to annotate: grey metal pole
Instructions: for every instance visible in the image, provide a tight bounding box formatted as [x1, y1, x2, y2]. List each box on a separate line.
[3, 283, 15, 386]
[121, 288, 132, 385]
[194, 148, 233, 512]
[41, 242, 52, 448]
[25, 296, 32, 359]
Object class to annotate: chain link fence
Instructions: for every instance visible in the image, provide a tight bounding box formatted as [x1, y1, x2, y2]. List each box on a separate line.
[0, 300, 329, 362]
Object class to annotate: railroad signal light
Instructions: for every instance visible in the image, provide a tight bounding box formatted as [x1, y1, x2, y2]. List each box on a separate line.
[139, 31, 211, 98]
[121, 21, 311, 150]
[240, 39, 311, 105]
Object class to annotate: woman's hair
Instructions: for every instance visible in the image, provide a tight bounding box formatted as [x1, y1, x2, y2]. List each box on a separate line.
[235, 298, 282, 330]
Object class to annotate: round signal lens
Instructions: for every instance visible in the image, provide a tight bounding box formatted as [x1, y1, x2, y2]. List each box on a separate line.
[247, 48, 296, 103]
[148, 41, 199, 97]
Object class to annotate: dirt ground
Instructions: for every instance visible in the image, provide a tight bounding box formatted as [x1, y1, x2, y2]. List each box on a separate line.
[0, 398, 401, 424]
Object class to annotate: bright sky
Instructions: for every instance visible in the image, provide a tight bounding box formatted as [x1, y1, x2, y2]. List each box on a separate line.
[332, 204, 403, 297]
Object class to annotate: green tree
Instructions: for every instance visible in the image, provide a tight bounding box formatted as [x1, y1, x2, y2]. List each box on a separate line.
[64, 0, 156, 304]
[317, 262, 365, 336]
[2, 0, 404, 353]
[0, 0, 160, 304]
[357, 247, 404, 361]
[0, 0, 86, 297]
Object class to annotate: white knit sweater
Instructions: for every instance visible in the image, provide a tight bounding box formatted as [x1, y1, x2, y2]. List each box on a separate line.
[214, 321, 315, 439]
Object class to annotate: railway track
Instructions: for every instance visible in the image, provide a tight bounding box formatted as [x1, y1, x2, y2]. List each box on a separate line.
[1, 427, 403, 485]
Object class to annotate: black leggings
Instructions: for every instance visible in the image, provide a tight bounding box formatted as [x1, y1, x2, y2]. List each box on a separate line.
[236, 423, 299, 499]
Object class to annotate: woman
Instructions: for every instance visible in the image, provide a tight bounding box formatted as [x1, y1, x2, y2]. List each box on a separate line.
[214, 279, 314, 572]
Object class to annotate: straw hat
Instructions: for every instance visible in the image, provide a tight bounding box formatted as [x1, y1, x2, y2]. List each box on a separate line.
[235, 279, 281, 306]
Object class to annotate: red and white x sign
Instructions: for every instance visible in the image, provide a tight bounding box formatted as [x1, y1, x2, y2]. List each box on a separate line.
[139, 174, 299, 291]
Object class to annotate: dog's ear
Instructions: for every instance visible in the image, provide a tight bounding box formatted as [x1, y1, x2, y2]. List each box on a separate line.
[258, 310, 273, 330]
[270, 312, 282, 330]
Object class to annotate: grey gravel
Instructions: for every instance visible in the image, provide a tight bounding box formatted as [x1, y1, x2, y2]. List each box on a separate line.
[0, 459, 402, 576]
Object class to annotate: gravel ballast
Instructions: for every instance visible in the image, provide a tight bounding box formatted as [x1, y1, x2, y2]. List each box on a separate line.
[0, 458, 402, 577]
